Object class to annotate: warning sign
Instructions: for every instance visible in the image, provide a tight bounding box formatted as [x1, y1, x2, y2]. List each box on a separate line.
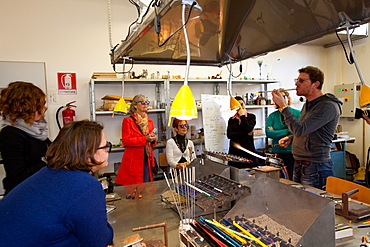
[57, 72, 77, 95]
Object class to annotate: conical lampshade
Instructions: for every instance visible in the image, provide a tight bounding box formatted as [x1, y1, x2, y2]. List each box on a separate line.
[168, 85, 198, 125]
[230, 97, 241, 111]
[360, 84, 370, 108]
[112, 98, 128, 117]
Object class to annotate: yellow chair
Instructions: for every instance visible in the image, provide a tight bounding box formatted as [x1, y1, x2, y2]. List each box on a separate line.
[158, 153, 169, 168]
[326, 176, 370, 205]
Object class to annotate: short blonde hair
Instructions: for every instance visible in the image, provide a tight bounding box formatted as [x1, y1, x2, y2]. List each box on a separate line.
[129, 94, 147, 114]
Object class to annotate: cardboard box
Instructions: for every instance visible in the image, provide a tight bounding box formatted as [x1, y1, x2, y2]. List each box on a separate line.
[103, 100, 119, 111]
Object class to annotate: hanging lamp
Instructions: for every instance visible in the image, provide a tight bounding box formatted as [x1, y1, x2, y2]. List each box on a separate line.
[168, 1, 199, 125]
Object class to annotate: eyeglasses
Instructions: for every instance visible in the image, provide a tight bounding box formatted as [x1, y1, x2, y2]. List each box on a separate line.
[178, 124, 189, 129]
[294, 78, 310, 83]
[139, 100, 150, 105]
[98, 141, 112, 152]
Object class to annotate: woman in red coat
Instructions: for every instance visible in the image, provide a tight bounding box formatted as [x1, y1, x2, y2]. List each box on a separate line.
[116, 95, 157, 185]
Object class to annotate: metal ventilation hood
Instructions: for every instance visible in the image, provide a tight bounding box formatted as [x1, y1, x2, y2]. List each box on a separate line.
[111, 0, 370, 67]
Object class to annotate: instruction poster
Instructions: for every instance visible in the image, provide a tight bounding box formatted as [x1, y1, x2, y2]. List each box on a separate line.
[57, 72, 77, 95]
[201, 94, 236, 153]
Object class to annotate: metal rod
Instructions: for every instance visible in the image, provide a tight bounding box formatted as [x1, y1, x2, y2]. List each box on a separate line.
[132, 221, 168, 247]
[256, 88, 296, 94]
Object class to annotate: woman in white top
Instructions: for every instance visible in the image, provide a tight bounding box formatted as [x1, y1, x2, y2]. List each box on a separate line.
[166, 118, 196, 170]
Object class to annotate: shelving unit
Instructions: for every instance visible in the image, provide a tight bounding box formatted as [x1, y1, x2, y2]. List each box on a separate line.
[89, 77, 279, 153]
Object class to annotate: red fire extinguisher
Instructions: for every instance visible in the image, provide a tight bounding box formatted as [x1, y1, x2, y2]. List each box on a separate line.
[56, 101, 76, 129]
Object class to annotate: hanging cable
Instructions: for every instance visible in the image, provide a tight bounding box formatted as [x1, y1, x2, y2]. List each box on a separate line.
[335, 28, 355, 65]
[225, 60, 243, 78]
[336, 11, 365, 85]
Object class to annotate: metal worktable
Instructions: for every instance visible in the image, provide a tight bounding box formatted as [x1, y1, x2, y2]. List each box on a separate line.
[108, 178, 370, 247]
[108, 180, 181, 246]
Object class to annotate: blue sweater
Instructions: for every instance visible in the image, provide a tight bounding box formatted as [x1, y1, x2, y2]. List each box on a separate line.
[0, 167, 113, 247]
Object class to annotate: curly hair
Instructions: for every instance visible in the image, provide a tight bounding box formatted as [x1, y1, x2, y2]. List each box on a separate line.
[46, 120, 104, 172]
[0, 81, 46, 125]
[298, 66, 324, 90]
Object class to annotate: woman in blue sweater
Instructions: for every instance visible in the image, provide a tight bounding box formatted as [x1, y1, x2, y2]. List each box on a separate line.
[0, 120, 114, 246]
[265, 90, 301, 180]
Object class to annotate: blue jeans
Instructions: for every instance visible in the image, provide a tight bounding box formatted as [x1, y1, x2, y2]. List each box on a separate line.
[293, 160, 334, 189]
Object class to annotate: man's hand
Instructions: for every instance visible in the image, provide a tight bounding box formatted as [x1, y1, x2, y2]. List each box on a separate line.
[271, 89, 286, 108]
[278, 136, 291, 148]
[268, 126, 274, 130]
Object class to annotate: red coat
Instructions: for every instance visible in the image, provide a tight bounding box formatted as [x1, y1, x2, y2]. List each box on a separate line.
[115, 115, 156, 185]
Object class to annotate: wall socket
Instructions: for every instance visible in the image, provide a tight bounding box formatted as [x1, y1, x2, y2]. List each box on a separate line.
[48, 90, 58, 105]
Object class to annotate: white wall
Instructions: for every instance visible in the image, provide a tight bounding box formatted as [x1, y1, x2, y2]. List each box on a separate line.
[1, 0, 367, 171]
[325, 39, 370, 165]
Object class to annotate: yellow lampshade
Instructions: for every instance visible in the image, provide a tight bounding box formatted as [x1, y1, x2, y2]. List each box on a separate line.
[360, 84, 370, 108]
[112, 98, 128, 117]
[168, 85, 198, 125]
[230, 97, 241, 111]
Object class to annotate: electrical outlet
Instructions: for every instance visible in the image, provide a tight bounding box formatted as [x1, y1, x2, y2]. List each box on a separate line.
[48, 91, 58, 105]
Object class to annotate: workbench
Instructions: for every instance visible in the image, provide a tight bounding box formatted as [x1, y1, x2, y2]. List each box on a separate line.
[107, 180, 181, 246]
[108, 176, 370, 246]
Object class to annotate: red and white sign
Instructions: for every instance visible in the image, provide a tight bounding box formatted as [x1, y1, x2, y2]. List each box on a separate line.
[57, 72, 77, 95]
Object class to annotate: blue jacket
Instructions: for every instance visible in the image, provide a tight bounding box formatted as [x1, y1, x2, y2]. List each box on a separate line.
[0, 167, 113, 246]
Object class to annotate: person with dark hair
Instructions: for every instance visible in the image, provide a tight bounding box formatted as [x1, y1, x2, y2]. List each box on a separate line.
[227, 96, 257, 168]
[116, 94, 157, 185]
[0, 120, 114, 246]
[166, 118, 196, 170]
[265, 90, 301, 180]
[272, 66, 342, 189]
[0, 81, 51, 195]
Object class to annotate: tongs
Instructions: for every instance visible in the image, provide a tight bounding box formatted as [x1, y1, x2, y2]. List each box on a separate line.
[126, 186, 138, 199]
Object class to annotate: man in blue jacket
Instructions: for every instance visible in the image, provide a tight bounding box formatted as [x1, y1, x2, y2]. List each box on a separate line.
[272, 66, 342, 189]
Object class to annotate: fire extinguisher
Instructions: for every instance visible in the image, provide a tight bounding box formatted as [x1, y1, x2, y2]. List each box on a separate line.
[56, 101, 76, 129]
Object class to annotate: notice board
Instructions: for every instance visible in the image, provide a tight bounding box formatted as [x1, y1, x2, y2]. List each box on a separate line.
[201, 94, 236, 153]
[0, 61, 46, 91]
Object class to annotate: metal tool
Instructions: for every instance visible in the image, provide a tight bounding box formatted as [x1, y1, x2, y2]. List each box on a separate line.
[233, 142, 282, 165]
[255, 88, 296, 94]
[126, 186, 138, 199]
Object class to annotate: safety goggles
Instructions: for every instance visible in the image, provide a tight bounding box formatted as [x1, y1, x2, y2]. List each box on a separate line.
[98, 141, 112, 152]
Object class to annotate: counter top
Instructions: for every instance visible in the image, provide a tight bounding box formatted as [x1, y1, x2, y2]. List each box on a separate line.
[107, 180, 181, 246]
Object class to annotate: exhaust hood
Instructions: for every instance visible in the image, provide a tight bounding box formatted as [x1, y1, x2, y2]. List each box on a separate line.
[111, 0, 370, 67]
